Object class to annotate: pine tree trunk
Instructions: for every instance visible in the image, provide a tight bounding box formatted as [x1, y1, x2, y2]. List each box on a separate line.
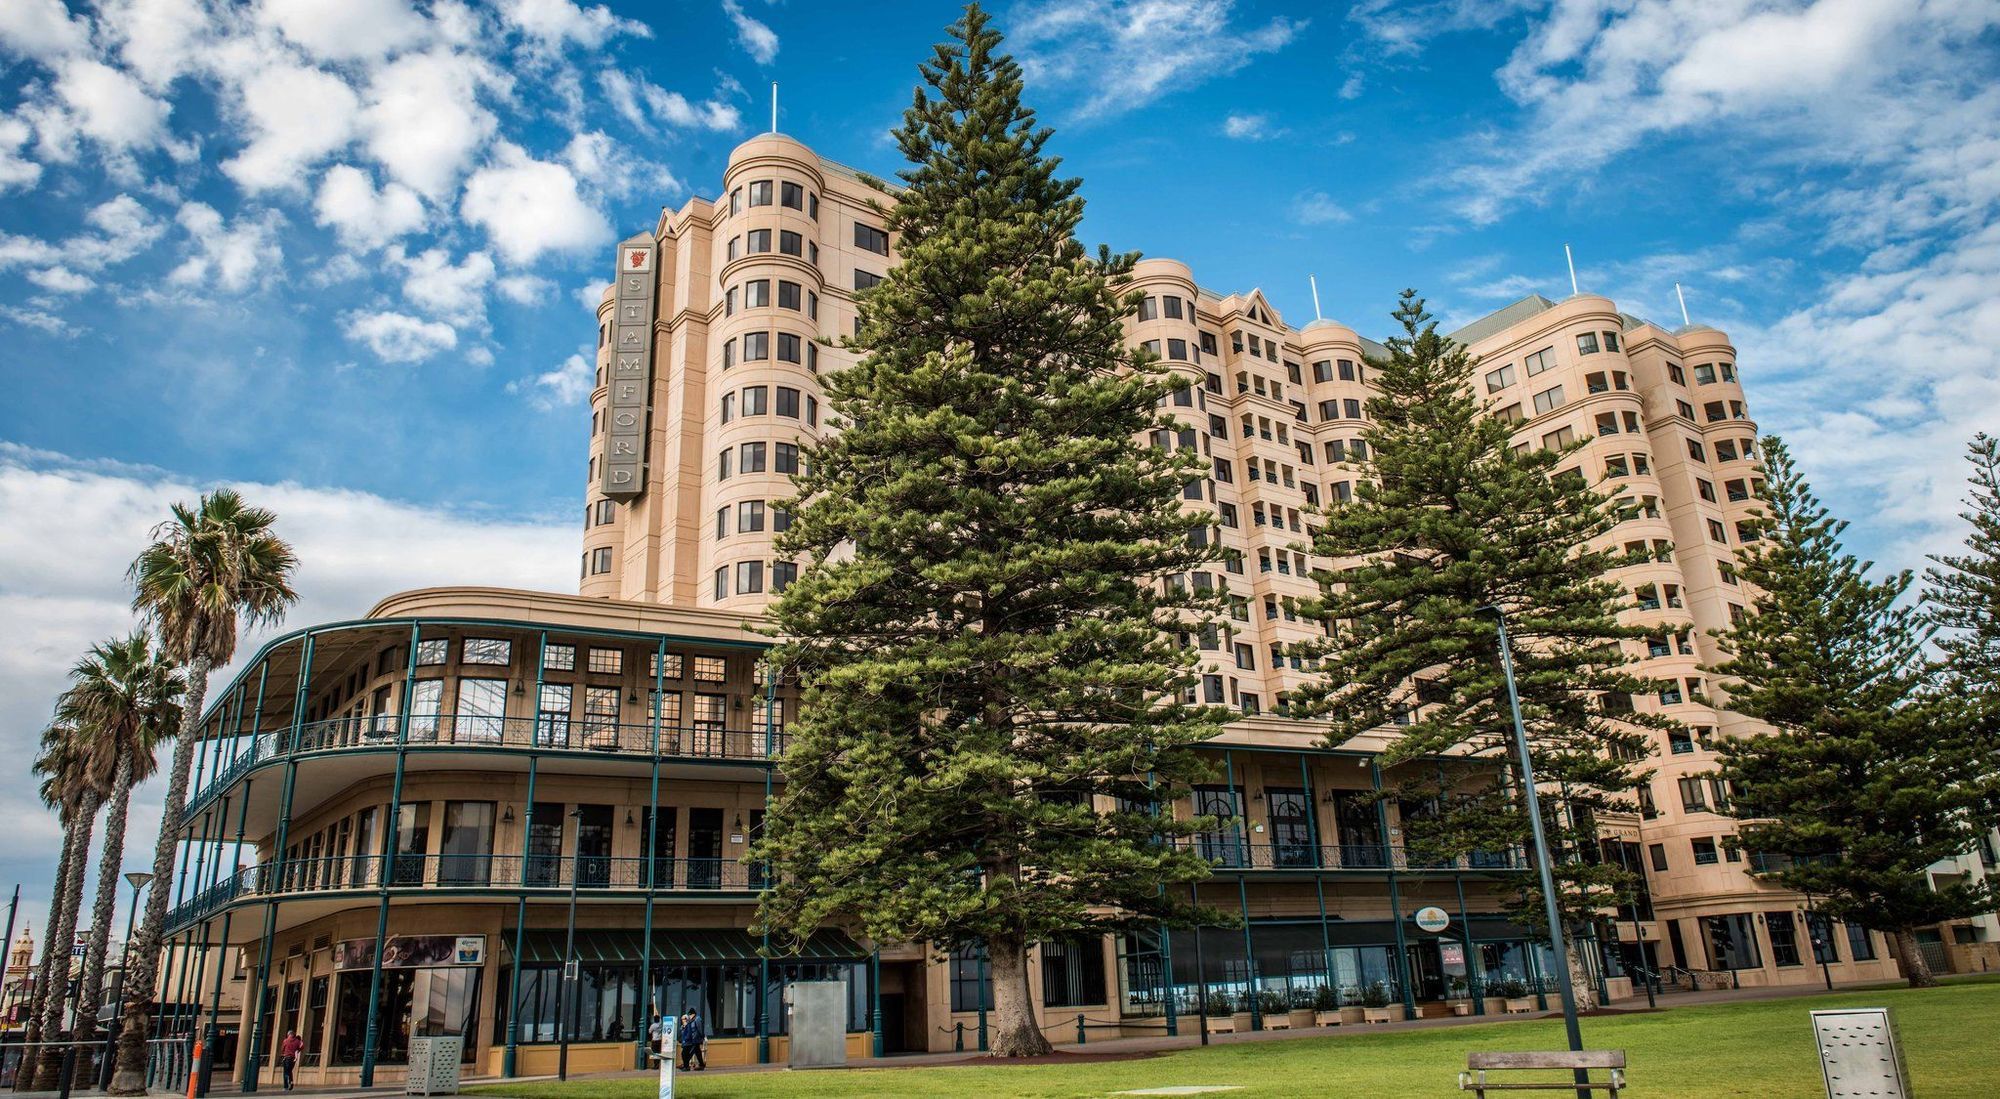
[111, 657, 208, 1096]
[985, 933, 1052, 1057]
[19, 821, 82, 1091]
[1890, 928, 1937, 989]
[76, 758, 135, 1049]
[35, 793, 100, 1089]
[1565, 941, 1599, 1012]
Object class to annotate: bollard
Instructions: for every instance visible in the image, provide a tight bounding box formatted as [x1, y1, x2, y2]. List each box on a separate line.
[1076, 1014, 1086, 1045]
[185, 1038, 205, 1099]
[56, 1046, 78, 1099]
[953, 1021, 964, 1052]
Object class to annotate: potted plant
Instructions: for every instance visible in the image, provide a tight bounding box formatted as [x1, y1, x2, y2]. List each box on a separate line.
[1229, 990, 1256, 1034]
[1259, 989, 1293, 1029]
[1361, 981, 1398, 1024]
[1495, 979, 1537, 1014]
[1448, 976, 1473, 1016]
[1312, 983, 1343, 1027]
[1204, 990, 1237, 1033]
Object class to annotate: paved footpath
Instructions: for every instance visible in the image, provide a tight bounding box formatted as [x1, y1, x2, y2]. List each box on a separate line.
[9, 977, 1924, 1098]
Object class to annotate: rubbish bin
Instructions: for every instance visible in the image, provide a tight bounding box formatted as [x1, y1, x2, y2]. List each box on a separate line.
[405, 1036, 463, 1096]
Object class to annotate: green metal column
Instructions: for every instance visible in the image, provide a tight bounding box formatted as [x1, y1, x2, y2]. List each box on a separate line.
[1189, 882, 1210, 1045]
[1149, 770, 1176, 1038]
[245, 632, 314, 1092]
[1225, 751, 1259, 1029]
[359, 624, 421, 1089]
[1372, 760, 1417, 1020]
[976, 949, 989, 1051]
[869, 951, 883, 1058]
[1454, 874, 1483, 1014]
[203, 778, 253, 1091]
[503, 753, 539, 1078]
[176, 804, 217, 1037]
[756, 659, 774, 1064]
[1313, 876, 1334, 1006]
[642, 636, 665, 1069]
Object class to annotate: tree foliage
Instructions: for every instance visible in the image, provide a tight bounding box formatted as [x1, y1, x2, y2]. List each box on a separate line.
[749, 4, 1228, 1057]
[1924, 431, 2000, 805]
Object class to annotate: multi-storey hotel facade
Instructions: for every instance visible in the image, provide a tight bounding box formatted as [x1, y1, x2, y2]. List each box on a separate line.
[155, 134, 1898, 1089]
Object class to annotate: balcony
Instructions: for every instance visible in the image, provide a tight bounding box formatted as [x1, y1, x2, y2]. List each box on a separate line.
[187, 715, 789, 819]
[1172, 839, 1524, 874]
[166, 853, 767, 931]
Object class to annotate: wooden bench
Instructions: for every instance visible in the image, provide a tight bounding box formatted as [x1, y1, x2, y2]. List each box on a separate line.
[1459, 1050, 1626, 1096]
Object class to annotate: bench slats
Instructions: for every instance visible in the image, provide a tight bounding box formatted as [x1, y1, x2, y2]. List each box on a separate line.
[1468, 1050, 1626, 1070]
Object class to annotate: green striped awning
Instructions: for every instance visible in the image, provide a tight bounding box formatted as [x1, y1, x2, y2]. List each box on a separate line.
[503, 928, 863, 965]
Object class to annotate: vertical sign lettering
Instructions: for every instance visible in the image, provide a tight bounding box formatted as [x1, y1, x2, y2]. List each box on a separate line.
[603, 234, 657, 499]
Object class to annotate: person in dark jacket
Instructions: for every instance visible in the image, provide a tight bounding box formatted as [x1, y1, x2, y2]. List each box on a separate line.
[677, 1011, 707, 1070]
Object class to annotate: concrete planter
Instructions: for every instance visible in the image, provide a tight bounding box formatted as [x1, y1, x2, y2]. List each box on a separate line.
[1263, 1013, 1292, 1030]
[1314, 1010, 1344, 1027]
[1230, 1011, 1257, 1033]
[1362, 1005, 1397, 1024]
[1337, 1006, 1367, 1025]
[1503, 997, 1538, 1014]
[1480, 997, 1508, 1016]
[1204, 1016, 1234, 1035]
[1288, 1009, 1320, 1030]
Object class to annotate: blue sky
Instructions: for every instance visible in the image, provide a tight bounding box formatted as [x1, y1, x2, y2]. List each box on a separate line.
[1, 1, 1997, 933]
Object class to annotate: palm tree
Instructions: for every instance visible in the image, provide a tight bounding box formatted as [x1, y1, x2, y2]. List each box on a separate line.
[111, 490, 296, 1095]
[57, 633, 181, 1058]
[24, 722, 105, 1090]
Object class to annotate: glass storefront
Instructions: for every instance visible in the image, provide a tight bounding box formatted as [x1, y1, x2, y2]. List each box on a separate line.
[498, 961, 868, 1043]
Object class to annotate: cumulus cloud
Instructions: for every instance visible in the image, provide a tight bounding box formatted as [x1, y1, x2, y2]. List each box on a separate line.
[0, 0, 89, 60]
[1013, 0, 1300, 119]
[0, 443, 576, 937]
[1293, 191, 1351, 225]
[508, 350, 594, 409]
[597, 70, 740, 132]
[359, 49, 503, 198]
[1222, 113, 1278, 140]
[219, 62, 362, 192]
[498, 0, 649, 50]
[460, 141, 613, 265]
[721, 0, 778, 65]
[339, 309, 458, 363]
[313, 163, 426, 251]
[496, 273, 555, 304]
[256, 0, 431, 62]
[167, 201, 283, 293]
[397, 246, 496, 317]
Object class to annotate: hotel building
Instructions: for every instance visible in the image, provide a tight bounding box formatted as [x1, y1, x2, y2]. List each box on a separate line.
[153, 134, 1896, 1089]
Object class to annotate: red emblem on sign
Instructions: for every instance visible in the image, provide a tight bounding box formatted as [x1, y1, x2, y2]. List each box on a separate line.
[628, 250, 648, 269]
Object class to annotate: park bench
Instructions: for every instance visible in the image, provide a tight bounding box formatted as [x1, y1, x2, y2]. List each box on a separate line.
[1459, 1050, 1626, 1096]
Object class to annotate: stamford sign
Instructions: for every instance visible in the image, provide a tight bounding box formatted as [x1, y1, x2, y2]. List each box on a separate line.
[602, 234, 658, 499]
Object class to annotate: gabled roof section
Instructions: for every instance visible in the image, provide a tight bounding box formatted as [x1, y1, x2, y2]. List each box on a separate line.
[1447, 293, 1559, 347]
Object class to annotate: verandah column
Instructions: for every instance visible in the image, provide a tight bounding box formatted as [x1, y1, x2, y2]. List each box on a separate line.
[1224, 750, 1259, 1030]
[756, 656, 774, 1064]
[359, 624, 422, 1089]
[1454, 874, 1482, 1014]
[639, 635, 666, 1068]
[243, 631, 314, 1092]
[503, 629, 547, 1079]
[1372, 760, 1417, 1020]
[197, 779, 252, 1097]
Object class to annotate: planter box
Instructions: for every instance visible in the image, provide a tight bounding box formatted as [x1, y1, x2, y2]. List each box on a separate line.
[1204, 1016, 1234, 1035]
[1503, 997, 1538, 1014]
[1230, 1012, 1256, 1033]
[1288, 1009, 1320, 1030]
[1315, 1010, 1344, 1027]
[1450, 1001, 1473, 1017]
[1480, 997, 1508, 1016]
[1415, 1002, 1453, 1019]
[1263, 1013, 1291, 1030]
[1337, 1006, 1367, 1025]
[1362, 1006, 1396, 1024]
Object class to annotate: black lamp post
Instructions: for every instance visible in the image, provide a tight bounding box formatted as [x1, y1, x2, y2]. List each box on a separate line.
[1480, 606, 1589, 1099]
[557, 808, 582, 1082]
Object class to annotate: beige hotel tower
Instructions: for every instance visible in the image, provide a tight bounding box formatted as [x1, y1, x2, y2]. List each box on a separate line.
[154, 134, 1897, 1090]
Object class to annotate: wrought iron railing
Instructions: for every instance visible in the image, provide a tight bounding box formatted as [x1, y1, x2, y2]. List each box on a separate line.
[1169, 839, 1525, 873]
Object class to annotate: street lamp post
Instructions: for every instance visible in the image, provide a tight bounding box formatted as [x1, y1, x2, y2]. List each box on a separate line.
[1802, 896, 1833, 991]
[557, 809, 583, 1082]
[123, 872, 155, 960]
[1480, 606, 1589, 1099]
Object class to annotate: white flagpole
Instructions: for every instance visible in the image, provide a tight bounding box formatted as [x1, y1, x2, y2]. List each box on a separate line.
[1564, 244, 1578, 296]
[1675, 283, 1691, 327]
[1309, 275, 1323, 321]
[770, 82, 779, 134]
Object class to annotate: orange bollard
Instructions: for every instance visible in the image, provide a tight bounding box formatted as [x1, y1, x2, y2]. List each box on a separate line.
[186, 1041, 204, 1099]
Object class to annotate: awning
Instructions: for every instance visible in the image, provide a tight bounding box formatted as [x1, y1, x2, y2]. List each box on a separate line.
[502, 928, 864, 965]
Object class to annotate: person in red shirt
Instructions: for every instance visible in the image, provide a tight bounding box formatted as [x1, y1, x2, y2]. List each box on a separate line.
[278, 1030, 306, 1091]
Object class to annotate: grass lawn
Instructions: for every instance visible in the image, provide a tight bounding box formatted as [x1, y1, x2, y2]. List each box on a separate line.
[468, 977, 2000, 1098]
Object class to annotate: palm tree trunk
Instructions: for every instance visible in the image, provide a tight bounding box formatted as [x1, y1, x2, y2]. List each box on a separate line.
[76, 758, 135, 1050]
[18, 818, 81, 1091]
[34, 792, 100, 1089]
[110, 656, 208, 1096]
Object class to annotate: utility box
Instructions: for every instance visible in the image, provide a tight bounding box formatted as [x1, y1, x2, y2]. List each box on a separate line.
[1810, 1008, 1907, 1099]
[405, 1036, 462, 1096]
[786, 981, 848, 1069]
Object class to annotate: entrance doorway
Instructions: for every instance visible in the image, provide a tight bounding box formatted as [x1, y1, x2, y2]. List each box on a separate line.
[1404, 943, 1446, 1002]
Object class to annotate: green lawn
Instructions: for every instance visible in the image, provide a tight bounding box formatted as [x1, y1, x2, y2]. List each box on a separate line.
[469, 977, 2000, 1098]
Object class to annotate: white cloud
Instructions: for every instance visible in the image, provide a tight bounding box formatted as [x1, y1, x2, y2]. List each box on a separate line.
[1338, 72, 1364, 100]
[52, 57, 174, 152]
[1222, 113, 1277, 140]
[26, 266, 91, 293]
[0, 231, 62, 271]
[573, 279, 609, 311]
[257, 0, 430, 62]
[1013, 0, 1300, 119]
[498, 0, 649, 49]
[168, 201, 283, 293]
[0, 304, 68, 333]
[339, 308, 457, 363]
[721, 0, 778, 65]
[598, 70, 740, 132]
[0, 443, 575, 938]
[219, 62, 361, 192]
[561, 129, 678, 198]
[359, 48, 503, 198]
[508, 350, 594, 408]
[496, 273, 555, 304]
[0, 116, 41, 191]
[1293, 191, 1351, 225]
[313, 163, 426, 251]
[460, 141, 612, 265]
[100, 0, 216, 89]
[0, 0, 89, 60]
[397, 246, 495, 317]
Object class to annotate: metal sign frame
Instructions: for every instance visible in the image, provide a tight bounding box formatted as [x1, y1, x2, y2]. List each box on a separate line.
[1810, 1007, 1908, 1099]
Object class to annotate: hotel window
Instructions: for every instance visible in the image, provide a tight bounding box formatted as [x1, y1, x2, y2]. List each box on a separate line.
[747, 229, 771, 253]
[1604, 455, 1629, 478]
[737, 560, 764, 594]
[462, 638, 511, 666]
[780, 181, 803, 209]
[777, 280, 801, 310]
[1167, 338, 1187, 360]
[778, 332, 802, 363]
[1706, 519, 1726, 543]
[718, 447, 733, 480]
[741, 442, 767, 472]
[1668, 727, 1694, 754]
[1688, 439, 1707, 462]
[726, 235, 739, 261]
[1542, 426, 1576, 450]
[1200, 332, 1218, 356]
[1164, 296, 1184, 320]
[779, 230, 802, 256]
[742, 331, 769, 360]
[949, 944, 992, 1012]
[1141, 339, 1161, 358]
[1239, 693, 1260, 715]
[1845, 923, 1876, 960]
[693, 656, 726, 683]
[1310, 359, 1331, 382]
[1720, 362, 1736, 382]
[720, 393, 734, 423]
[587, 647, 623, 675]
[1704, 914, 1762, 969]
[715, 507, 728, 539]
[854, 269, 883, 291]
[714, 567, 727, 600]
[772, 561, 797, 591]
[1532, 385, 1565, 414]
[1576, 332, 1600, 355]
[1524, 346, 1556, 375]
[590, 547, 612, 574]
[1039, 937, 1107, 1008]
[771, 441, 797, 474]
[729, 188, 742, 215]
[722, 338, 735, 368]
[776, 386, 800, 418]
[544, 643, 576, 672]
[1485, 364, 1514, 392]
[1339, 359, 1358, 381]
[1676, 399, 1696, 420]
[1603, 330, 1620, 351]
[1344, 398, 1362, 419]
[808, 192, 819, 219]
[805, 395, 818, 426]
[854, 223, 890, 255]
[1697, 478, 1717, 502]
[415, 638, 449, 665]
[738, 500, 765, 532]
[593, 499, 615, 525]
[1494, 402, 1524, 423]
[1678, 776, 1710, 812]
[536, 683, 571, 745]
[748, 180, 772, 206]
[1318, 400, 1336, 421]
[806, 290, 818, 319]
[745, 279, 771, 308]
[1667, 362, 1686, 384]
[1691, 837, 1719, 865]
[1139, 297, 1158, 321]
[1693, 363, 1717, 384]
[651, 652, 683, 680]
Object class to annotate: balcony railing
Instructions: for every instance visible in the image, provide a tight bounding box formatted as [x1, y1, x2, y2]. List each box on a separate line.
[186, 715, 788, 817]
[165, 853, 767, 930]
[1170, 839, 1524, 873]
